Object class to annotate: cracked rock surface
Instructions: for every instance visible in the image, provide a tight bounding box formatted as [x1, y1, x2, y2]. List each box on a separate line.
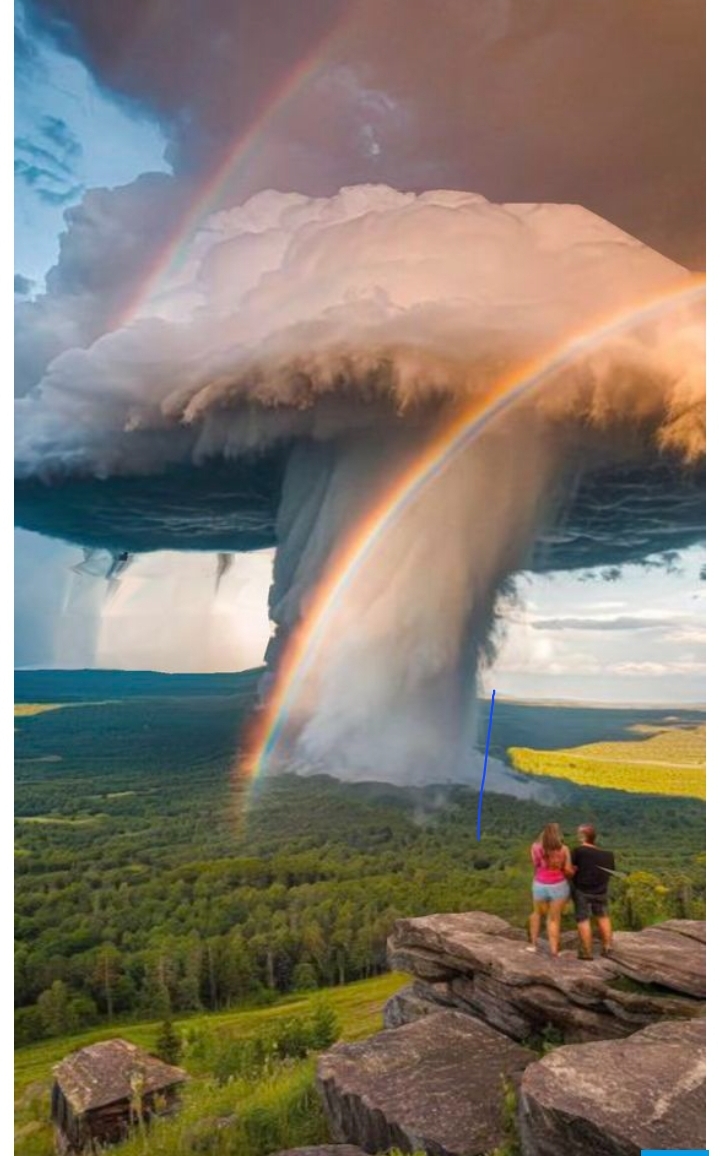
[385, 912, 705, 1042]
[518, 1019, 706, 1156]
[317, 1009, 534, 1156]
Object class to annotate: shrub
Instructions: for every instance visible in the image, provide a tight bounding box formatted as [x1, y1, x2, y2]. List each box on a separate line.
[307, 997, 340, 1050]
[155, 1018, 183, 1066]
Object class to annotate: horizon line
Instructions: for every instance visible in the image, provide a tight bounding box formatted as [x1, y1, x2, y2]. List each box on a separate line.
[13, 666, 706, 712]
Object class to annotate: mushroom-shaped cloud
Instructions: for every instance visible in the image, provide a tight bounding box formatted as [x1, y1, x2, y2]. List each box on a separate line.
[15, 186, 705, 781]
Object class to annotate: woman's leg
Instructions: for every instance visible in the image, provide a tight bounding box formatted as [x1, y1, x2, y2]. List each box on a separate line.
[529, 900, 546, 947]
[546, 898, 565, 956]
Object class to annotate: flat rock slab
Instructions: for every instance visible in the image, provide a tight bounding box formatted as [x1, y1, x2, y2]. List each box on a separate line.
[609, 925, 706, 997]
[656, 918, 706, 943]
[390, 911, 519, 969]
[518, 1019, 706, 1156]
[387, 914, 705, 1042]
[270, 1149, 369, 1156]
[390, 914, 617, 991]
[318, 1009, 534, 1156]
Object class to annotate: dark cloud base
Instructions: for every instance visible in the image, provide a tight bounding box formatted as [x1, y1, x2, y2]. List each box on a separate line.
[14, 454, 285, 554]
[15, 452, 705, 574]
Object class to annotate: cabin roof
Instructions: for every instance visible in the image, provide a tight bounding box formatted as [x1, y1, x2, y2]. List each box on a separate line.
[53, 1038, 188, 1114]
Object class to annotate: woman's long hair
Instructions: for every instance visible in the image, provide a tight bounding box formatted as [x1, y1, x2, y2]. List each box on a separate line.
[540, 822, 564, 857]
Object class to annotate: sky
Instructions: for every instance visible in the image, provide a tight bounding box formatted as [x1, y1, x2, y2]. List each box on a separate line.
[14, 0, 705, 705]
[14, 3, 170, 286]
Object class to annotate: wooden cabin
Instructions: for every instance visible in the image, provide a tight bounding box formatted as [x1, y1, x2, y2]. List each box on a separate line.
[51, 1037, 188, 1154]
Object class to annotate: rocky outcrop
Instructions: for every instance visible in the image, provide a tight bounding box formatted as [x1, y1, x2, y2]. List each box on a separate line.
[386, 913, 705, 1043]
[518, 1018, 706, 1156]
[317, 1009, 534, 1156]
[312, 913, 706, 1156]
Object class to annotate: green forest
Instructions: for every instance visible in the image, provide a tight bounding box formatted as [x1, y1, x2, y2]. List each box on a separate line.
[15, 675, 706, 1049]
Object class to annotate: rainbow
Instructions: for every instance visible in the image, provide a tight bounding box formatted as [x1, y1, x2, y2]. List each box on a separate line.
[115, 8, 357, 326]
[239, 276, 705, 785]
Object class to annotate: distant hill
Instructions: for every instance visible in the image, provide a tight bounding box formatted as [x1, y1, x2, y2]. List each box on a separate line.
[14, 668, 263, 702]
[15, 669, 705, 764]
[487, 698, 705, 759]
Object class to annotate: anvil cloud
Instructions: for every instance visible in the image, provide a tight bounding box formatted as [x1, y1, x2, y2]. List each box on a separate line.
[15, 187, 705, 779]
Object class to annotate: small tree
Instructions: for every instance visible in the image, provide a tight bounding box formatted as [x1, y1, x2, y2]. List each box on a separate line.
[154, 1019, 183, 1066]
[291, 961, 318, 991]
[37, 980, 74, 1037]
[308, 998, 340, 1050]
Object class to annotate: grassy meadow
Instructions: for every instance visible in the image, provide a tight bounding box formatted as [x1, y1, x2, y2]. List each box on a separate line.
[14, 704, 65, 718]
[508, 724, 705, 799]
[15, 975, 407, 1156]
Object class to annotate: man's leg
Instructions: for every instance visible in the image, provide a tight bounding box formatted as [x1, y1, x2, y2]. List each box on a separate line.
[574, 890, 593, 958]
[576, 919, 593, 957]
[597, 913, 612, 952]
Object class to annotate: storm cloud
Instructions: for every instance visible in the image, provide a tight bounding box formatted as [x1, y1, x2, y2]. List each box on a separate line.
[15, 187, 705, 779]
[21, 0, 704, 267]
[14, 0, 704, 780]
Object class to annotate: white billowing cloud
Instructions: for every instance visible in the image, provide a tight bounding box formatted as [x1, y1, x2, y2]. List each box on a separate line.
[15, 174, 190, 397]
[16, 186, 704, 477]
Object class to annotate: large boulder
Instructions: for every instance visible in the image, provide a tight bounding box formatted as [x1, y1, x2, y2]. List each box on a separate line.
[607, 925, 706, 997]
[317, 1009, 534, 1156]
[386, 914, 705, 1043]
[518, 1018, 706, 1156]
[382, 982, 449, 1029]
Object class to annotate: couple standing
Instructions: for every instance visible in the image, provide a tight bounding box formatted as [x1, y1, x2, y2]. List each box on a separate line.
[528, 823, 615, 959]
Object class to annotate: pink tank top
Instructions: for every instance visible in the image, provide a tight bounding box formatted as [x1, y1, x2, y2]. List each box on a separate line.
[532, 842, 566, 885]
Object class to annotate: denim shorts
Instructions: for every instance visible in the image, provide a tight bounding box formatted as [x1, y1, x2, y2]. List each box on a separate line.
[532, 880, 570, 903]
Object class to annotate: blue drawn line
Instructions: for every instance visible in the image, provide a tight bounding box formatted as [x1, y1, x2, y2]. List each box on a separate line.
[476, 689, 496, 839]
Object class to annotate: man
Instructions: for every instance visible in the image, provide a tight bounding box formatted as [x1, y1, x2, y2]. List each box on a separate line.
[571, 824, 615, 960]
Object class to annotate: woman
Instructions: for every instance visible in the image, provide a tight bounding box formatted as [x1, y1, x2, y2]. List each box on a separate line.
[527, 822, 572, 957]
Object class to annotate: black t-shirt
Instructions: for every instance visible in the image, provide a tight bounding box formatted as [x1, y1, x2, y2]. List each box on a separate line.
[571, 844, 615, 895]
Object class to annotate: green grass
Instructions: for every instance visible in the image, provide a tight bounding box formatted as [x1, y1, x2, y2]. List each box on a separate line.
[14, 702, 117, 717]
[14, 704, 65, 718]
[567, 725, 706, 766]
[16, 814, 109, 826]
[15, 974, 407, 1156]
[508, 724, 705, 800]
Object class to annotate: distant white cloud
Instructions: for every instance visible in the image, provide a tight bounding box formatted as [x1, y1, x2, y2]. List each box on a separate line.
[530, 614, 686, 632]
[612, 660, 705, 677]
